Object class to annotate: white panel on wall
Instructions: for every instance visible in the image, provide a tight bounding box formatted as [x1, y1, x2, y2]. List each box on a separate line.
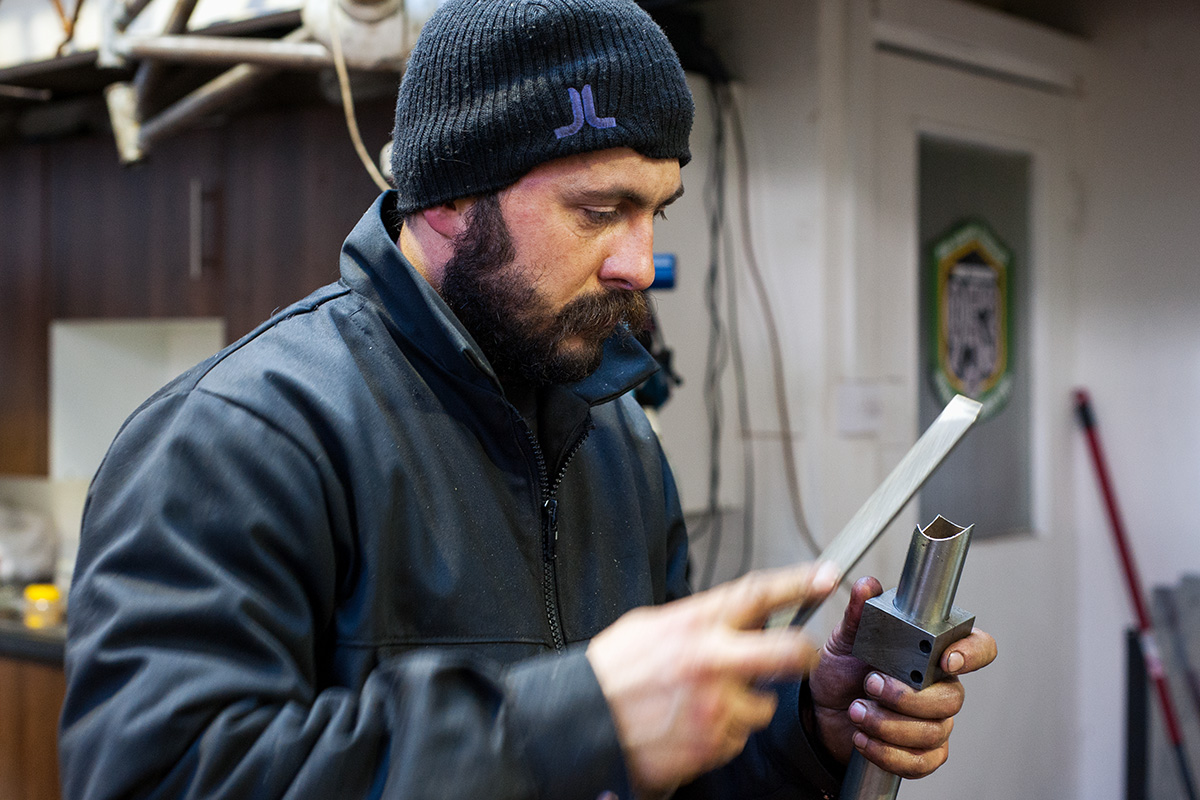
[50, 318, 224, 481]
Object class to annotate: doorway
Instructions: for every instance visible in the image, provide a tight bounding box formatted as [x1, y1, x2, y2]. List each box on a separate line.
[864, 44, 1080, 800]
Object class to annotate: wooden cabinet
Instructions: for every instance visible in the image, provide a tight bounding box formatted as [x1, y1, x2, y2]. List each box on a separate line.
[0, 95, 394, 475]
[48, 129, 224, 320]
[0, 143, 50, 476]
[221, 98, 393, 339]
[0, 657, 65, 800]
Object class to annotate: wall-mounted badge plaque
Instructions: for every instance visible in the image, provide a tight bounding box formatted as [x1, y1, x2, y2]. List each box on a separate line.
[929, 219, 1013, 422]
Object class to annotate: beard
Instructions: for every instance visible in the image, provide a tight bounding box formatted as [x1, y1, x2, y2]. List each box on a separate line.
[438, 193, 651, 386]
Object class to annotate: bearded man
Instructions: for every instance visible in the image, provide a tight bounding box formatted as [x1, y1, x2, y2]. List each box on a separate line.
[60, 1, 995, 798]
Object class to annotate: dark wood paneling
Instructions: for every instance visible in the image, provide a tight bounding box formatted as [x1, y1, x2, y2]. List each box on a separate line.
[0, 143, 49, 475]
[0, 657, 22, 799]
[21, 661, 65, 800]
[1, 96, 398, 474]
[0, 657, 65, 800]
[49, 129, 223, 320]
[221, 98, 395, 340]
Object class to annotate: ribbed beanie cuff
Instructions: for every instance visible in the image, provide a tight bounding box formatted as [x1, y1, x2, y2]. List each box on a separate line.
[391, 0, 694, 215]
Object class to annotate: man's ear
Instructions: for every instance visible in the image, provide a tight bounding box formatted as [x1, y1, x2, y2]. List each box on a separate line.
[420, 198, 475, 241]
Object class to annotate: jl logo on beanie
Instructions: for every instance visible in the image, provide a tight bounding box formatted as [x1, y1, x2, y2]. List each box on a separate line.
[554, 85, 617, 139]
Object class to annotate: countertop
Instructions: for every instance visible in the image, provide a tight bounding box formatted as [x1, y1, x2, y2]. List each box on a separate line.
[0, 617, 65, 664]
[0, 584, 65, 664]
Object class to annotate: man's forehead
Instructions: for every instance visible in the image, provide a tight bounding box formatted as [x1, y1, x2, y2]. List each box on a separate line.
[513, 147, 684, 206]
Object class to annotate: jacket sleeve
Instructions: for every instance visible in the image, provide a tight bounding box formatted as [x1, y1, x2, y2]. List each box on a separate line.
[60, 389, 632, 800]
[676, 680, 845, 800]
[655, 453, 844, 800]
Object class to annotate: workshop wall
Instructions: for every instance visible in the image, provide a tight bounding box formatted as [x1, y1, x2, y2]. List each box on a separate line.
[1072, 1, 1200, 797]
[684, 1, 1200, 799]
[690, 2, 1083, 799]
[665, 0, 828, 586]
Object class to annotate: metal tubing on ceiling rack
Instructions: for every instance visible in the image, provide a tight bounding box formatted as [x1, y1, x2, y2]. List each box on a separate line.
[137, 27, 315, 151]
[113, 0, 156, 32]
[133, 0, 203, 119]
[119, 35, 336, 68]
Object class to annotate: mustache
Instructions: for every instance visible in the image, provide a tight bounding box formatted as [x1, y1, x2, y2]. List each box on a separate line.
[555, 288, 651, 340]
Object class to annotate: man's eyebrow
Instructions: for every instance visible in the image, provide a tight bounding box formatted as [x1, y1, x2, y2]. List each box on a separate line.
[570, 183, 686, 210]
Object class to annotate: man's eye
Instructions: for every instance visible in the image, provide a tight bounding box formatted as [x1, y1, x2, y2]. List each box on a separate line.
[582, 208, 619, 224]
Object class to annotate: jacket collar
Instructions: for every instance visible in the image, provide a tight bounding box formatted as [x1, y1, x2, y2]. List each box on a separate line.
[339, 192, 660, 407]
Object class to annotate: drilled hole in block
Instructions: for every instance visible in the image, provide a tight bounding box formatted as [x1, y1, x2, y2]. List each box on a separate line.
[910, 670, 923, 684]
[919, 640, 932, 654]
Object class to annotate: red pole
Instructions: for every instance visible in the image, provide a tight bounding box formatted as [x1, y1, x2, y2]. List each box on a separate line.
[1074, 388, 1197, 800]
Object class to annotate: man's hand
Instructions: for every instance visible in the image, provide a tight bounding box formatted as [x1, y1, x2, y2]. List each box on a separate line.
[586, 563, 839, 797]
[809, 577, 998, 778]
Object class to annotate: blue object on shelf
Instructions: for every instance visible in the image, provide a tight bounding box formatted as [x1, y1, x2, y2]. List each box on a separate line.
[651, 254, 676, 290]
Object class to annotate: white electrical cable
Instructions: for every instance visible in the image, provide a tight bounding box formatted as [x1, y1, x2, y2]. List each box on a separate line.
[328, 0, 393, 192]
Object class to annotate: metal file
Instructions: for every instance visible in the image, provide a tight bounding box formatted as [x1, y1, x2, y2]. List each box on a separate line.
[768, 394, 983, 629]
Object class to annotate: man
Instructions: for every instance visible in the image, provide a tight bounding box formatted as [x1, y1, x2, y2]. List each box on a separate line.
[60, 1, 995, 798]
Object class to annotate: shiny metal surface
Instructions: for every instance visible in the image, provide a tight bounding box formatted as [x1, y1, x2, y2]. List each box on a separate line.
[852, 518, 975, 691]
[894, 515, 971, 628]
[843, 516, 977, 800]
[842, 754, 901, 800]
[769, 394, 982, 629]
[117, 35, 337, 68]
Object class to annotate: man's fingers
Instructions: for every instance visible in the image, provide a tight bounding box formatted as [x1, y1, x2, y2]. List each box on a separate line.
[823, 576, 884, 657]
[711, 563, 840, 630]
[849, 698, 955, 751]
[725, 685, 780, 734]
[863, 671, 965, 719]
[697, 628, 822, 682]
[853, 734, 950, 780]
[678, 683, 779, 774]
[940, 628, 998, 675]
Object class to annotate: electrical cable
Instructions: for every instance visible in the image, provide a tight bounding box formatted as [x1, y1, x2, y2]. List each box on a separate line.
[726, 87, 819, 555]
[695, 76, 729, 588]
[328, 0, 393, 192]
[717, 84, 757, 580]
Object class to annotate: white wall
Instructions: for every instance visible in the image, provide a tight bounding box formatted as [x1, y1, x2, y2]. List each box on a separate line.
[1074, 1, 1200, 797]
[685, 0, 1200, 798]
[0, 319, 224, 589]
[656, 0, 830, 589]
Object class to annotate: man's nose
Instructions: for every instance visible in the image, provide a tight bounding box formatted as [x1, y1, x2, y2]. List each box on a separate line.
[599, 218, 656, 291]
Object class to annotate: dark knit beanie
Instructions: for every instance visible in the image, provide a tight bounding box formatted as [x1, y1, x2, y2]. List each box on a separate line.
[391, 0, 694, 215]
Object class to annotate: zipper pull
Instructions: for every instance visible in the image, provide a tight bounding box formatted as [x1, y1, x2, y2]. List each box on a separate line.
[542, 498, 559, 560]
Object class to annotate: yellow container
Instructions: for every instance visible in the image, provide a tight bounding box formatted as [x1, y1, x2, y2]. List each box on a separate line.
[23, 583, 64, 629]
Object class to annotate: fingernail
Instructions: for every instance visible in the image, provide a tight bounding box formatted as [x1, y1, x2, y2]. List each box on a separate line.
[813, 562, 839, 592]
[865, 672, 885, 696]
[849, 700, 867, 723]
[946, 651, 965, 673]
[853, 731, 868, 750]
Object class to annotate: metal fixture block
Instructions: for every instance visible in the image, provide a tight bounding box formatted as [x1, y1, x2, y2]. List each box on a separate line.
[853, 587, 975, 691]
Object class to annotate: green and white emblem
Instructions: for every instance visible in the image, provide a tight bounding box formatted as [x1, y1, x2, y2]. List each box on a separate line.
[929, 220, 1013, 422]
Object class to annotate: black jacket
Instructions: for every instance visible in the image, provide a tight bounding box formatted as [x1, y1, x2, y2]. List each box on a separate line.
[60, 194, 840, 800]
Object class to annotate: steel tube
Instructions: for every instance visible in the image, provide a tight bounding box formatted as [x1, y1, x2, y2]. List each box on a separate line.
[113, 0, 156, 32]
[138, 61, 277, 151]
[842, 516, 974, 800]
[894, 515, 971, 628]
[0, 85, 53, 101]
[130, 27, 312, 156]
[119, 35, 336, 69]
[133, 0, 204, 117]
[842, 756, 901, 800]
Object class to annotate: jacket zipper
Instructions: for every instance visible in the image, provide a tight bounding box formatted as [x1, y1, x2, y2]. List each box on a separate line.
[524, 422, 592, 652]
